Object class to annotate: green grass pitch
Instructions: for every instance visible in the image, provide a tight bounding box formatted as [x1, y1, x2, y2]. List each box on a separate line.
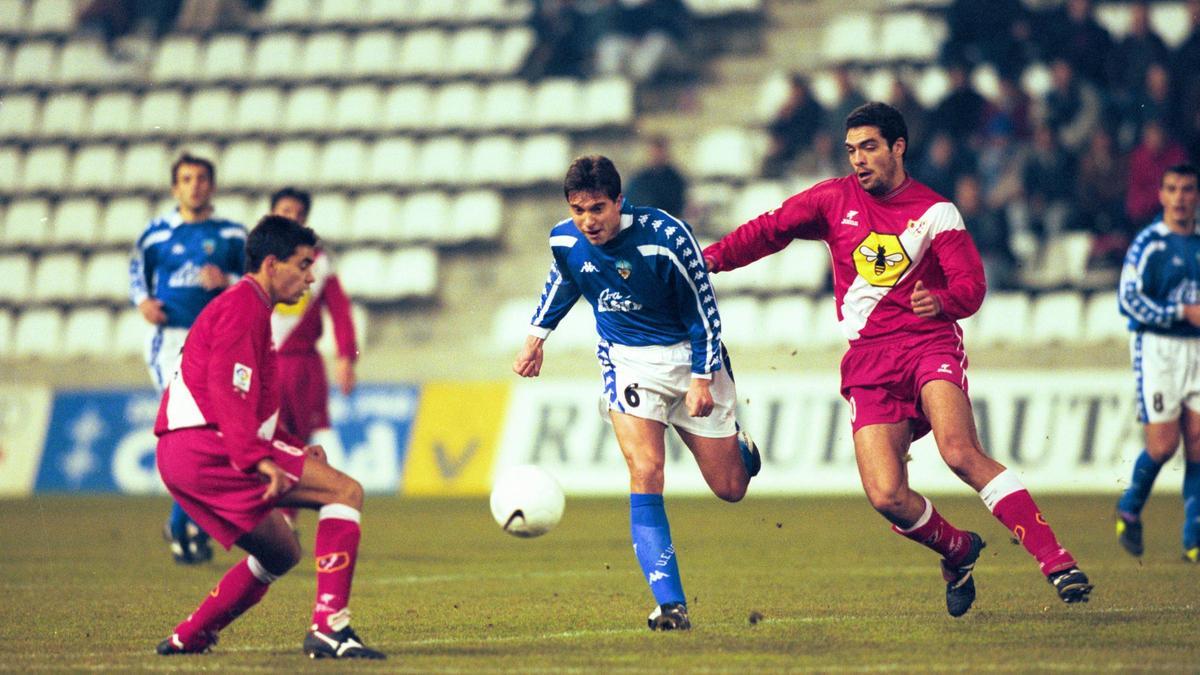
[1, 494, 1197, 672]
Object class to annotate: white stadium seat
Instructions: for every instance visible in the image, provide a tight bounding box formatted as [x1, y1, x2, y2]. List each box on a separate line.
[389, 247, 438, 298]
[349, 192, 402, 243]
[879, 12, 945, 62]
[481, 80, 531, 130]
[0, 146, 20, 190]
[21, 145, 69, 193]
[27, 0, 75, 34]
[432, 82, 482, 131]
[31, 251, 84, 303]
[713, 296, 763, 348]
[771, 241, 830, 292]
[365, 0, 417, 22]
[302, 32, 349, 80]
[83, 250, 133, 303]
[336, 249, 388, 299]
[518, 134, 570, 185]
[122, 143, 170, 191]
[693, 127, 761, 180]
[710, 252, 772, 294]
[216, 194, 256, 228]
[0, 254, 33, 304]
[0, 94, 39, 140]
[730, 181, 787, 224]
[349, 29, 398, 78]
[51, 198, 101, 246]
[450, 191, 503, 243]
[153, 36, 203, 83]
[63, 307, 114, 358]
[203, 34, 253, 82]
[56, 39, 113, 85]
[236, 86, 286, 134]
[87, 92, 138, 139]
[367, 137, 418, 187]
[284, 85, 335, 132]
[822, 13, 875, 64]
[265, 0, 312, 26]
[0, 0, 26, 35]
[307, 192, 351, 242]
[10, 40, 57, 86]
[333, 84, 383, 133]
[137, 89, 187, 136]
[416, 136, 468, 187]
[382, 84, 433, 130]
[583, 77, 634, 127]
[186, 88, 236, 135]
[101, 197, 152, 245]
[252, 32, 303, 82]
[969, 291, 1030, 348]
[112, 308, 147, 357]
[13, 308, 64, 357]
[4, 198, 52, 247]
[532, 78, 580, 128]
[396, 29, 448, 77]
[1151, 2, 1192, 48]
[269, 139, 320, 187]
[467, 135, 520, 185]
[1084, 291, 1125, 343]
[220, 141, 272, 190]
[71, 144, 123, 191]
[759, 295, 815, 349]
[399, 191, 451, 243]
[495, 26, 534, 75]
[317, 139, 368, 188]
[447, 27, 496, 76]
[0, 308, 11, 357]
[316, 0, 366, 25]
[39, 92, 89, 139]
[1028, 291, 1085, 346]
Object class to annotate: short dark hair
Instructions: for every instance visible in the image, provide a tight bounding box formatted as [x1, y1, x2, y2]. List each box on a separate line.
[245, 215, 318, 273]
[563, 155, 622, 201]
[1163, 163, 1200, 187]
[845, 102, 909, 155]
[269, 186, 312, 217]
[171, 152, 215, 185]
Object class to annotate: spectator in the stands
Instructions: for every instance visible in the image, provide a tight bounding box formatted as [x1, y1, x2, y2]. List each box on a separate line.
[1108, 2, 1169, 100]
[914, 132, 973, 200]
[888, 78, 927, 150]
[761, 74, 825, 178]
[926, 61, 987, 143]
[983, 73, 1032, 141]
[956, 174, 1017, 290]
[1038, 58, 1103, 156]
[525, 0, 592, 78]
[594, 0, 692, 84]
[823, 66, 866, 143]
[976, 117, 1036, 262]
[1075, 128, 1132, 269]
[1040, 0, 1113, 86]
[1019, 124, 1078, 244]
[1126, 118, 1189, 224]
[1172, 0, 1200, 119]
[942, 0, 1025, 68]
[792, 130, 841, 181]
[625, 136, 688, 218]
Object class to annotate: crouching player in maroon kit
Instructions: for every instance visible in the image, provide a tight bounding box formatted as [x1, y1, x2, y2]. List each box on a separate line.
[154, 216, 384, 659]
[703, 102, 1093, 616]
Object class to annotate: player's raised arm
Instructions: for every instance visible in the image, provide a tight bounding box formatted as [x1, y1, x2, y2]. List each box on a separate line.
[921, 203, 986, 320]
[516, 251, 582, 377]
[703, 185, 830, 274]
[1119, 229, 1193, 329]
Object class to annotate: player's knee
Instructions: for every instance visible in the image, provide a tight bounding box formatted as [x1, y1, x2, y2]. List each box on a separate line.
[940, 441, 982, 479]
[628, 457, 665, 486]
[865, 484, 906, 516]
[714, 478, 746, 503]
[336, 476, 364, 510]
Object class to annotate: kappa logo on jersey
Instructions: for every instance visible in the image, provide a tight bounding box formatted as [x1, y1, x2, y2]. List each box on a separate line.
[648, 571, 670, 583]
[580, 261, 598, 273]
[597, 288, 643, 312]
[841, 210, 860, 226]
[616, 259, 633, 279]
[232, 363, 253, 392]
[852, 232, 911, 287]
[171, 243, 186, 255]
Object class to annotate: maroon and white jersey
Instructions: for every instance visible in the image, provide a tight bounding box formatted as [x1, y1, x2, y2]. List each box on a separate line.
[155, 276, 303, 472]
[704, 175, 986, 345]
[271, 249, 357, 359]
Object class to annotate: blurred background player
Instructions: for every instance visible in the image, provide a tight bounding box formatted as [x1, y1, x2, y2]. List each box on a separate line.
[128, 152, 246, 565]
[702, 102, 1092, 617]
[513, 155, 761, 631]
[267, 187, 359, 534]
[1115, 163, 1200, 562]
[155, 216, 384, 660]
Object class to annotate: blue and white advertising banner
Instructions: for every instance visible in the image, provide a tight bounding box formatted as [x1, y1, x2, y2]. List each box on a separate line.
[311, 383, 420, 492]
[495, 371, 1149, 495]
[0, 385, 53, 497]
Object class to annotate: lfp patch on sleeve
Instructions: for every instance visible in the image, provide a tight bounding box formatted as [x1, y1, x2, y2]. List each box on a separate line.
[233, 363, 253, 392]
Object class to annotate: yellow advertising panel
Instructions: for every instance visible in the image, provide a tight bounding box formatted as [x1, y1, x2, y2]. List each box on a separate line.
[402, 381, 510, 495]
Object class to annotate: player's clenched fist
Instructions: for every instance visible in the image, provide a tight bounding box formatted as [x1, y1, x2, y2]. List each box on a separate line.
[513, 335, 545, 378]
[686, 377, 714, 417]
[910, 280, 942, 318]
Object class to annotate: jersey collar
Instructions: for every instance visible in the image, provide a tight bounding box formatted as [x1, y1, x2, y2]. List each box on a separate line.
[865, 174, 914, 202]
[243, 275, 272, 308]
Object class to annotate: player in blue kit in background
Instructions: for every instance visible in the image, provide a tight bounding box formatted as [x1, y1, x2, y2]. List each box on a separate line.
[129, 153, 247, 565]
[1116, 163, 1200, 562]
[512, 155, 761, 631]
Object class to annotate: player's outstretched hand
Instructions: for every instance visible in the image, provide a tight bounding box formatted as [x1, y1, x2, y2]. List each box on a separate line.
[256, 458, 295, 501]
[1184, 304, 1200, 328]
[197, 263, 228, 291]
[686, 377, 714, 417]
[911, 280, 942, 318]
[513, 335, 545, 378]
[138, 298, 167, 325]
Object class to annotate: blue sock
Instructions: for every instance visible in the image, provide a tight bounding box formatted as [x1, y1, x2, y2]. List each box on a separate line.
[1117, 450, 1165, 517]
[1182, 462, 1200, 550]
[169, 502, 190, 540]
[630, 493, 686, 607]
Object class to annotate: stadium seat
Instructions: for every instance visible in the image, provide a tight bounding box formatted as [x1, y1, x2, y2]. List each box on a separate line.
[465, 0, 530, 22]
[772, 241, 830, 292]
[265, 0, 312, 26]
[136, 89, 187, 136]
[450, 190, 503, 243]
[336, 248, 388, 300]
[546, 297, 597, 349]
[382, 83, 433, 130]
[1028, 291, 1085, 346]
[714, 296, 764, 348]
[583, 77, 634, 128]
[759, 295, 815, 349]
[399, 191, 451, 243]
[389, 247, 438, 299]
[247, 37, 296, 87]
[56, 39, 115, 85]
[447, 27, 496, 77]
[83, 250, 132, 303]
[490, 298, 535, 352]
[216, 193, 256, 227]
[970, 291, 1030, 348]
[432, 82, 482, 131]
[111, 307, 146, 357]
[495, 26, 535, 75]
[87, 92, 138, 139]
[860, 68, 897, 104]
[12, 307, 64, 358]
[367, 137, 418, 187]
[122, 143, 170, 191]
[0, 254, 33, 304]
[0, 145, 20, 192]
[21, 145, 69, 193]
[1020, 62, 1053, 100]
[31, 251, 84, 303]
[71, 144, 123, 191]
[10, 40, 57, 86]
[1084, 291, 1125, 343]
[152, 36, 203, 84]
[1094, 2, 1132, 39]
[38, 92, 88, 139]
[100, 197, 152, 245]
[349, 29, 398, 78]
[416, 136, 468, 187]
[1151, 2, 1191, 48]
[396, 28, 448, 77]
[302, 32, 350, 80]
[364, 0, 416, 22]
[51, 198, 101, 247]
[0, 0, 25, 35]
[480, 80, 532, 130]
[4, 198, 52, 247]
[0, 307, 11, 357]
[307, 192, 351, 242]
[349, 193, 402, 243]
[220, 141, 272, 190]
[236, 86, 286, 134]
[269, 139, 320, 187]
[203, 34, 252, 83]
[334, 84, 383, 133]
[467, 135, 520, 185]
[913, 66, 951, 109]
[970, 63, 1002, 101]
[316, 302, 368, 358]
[730, 181, 787, 224]
[316, 0, 366, 25]
[62, 307, 114, 358]
[710, 252, 771, 294]
[692, 128, 761, 180]
[532, 78, 580, 129]
[186, 88, 236, 135]
[1020, 232, 1093, 289]
[518, 134, 571, 185]
[878, 12, 945, 62]
[284, 85, 334, 132]
[0, 93, 38, 140]
[413, 0, 461, 23]
[317, 139, 369, 188]
[27, 0, 74, 34]
[822, 13, 875, 64]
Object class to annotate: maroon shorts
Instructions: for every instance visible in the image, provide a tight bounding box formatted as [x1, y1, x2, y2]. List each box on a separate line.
[157, 428, 307, 549]
[277, 351, 330, 441]
[840, 331, 970, 440]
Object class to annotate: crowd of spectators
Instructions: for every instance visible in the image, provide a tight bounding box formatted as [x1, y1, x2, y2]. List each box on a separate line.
[762, 0, 1200, 288]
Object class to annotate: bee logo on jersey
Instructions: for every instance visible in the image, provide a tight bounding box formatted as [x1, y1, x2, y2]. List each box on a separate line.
[852, 232, 910, 287]
[616, 259, 633, 279]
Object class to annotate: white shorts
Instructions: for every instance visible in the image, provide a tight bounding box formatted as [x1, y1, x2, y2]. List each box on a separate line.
[596, 340, 738, 438]
[145, 325, 189, 393]
[1131, 331, 1200, 424]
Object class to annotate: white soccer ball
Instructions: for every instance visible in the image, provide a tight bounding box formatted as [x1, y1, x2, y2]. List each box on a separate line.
[489, 464, 565, 538]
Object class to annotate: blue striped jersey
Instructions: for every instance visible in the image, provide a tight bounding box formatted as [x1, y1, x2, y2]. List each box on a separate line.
[129, 208, 247, 328]
[1119, 219, 1200, 337]
[529, 200, 724, 376]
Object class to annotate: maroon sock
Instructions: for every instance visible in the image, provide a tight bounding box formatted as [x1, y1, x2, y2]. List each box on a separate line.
[982, 470, 1076, 575]
[311, 504, 361, 632]
[174, 557, 274, 645]
[892, 497, 971, 565]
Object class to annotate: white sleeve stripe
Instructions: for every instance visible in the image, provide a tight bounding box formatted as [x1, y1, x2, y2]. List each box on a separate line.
[532, 274, 562, 326]
[637, 244, 715, 369]
[549, 235, 578, 248]
[219, 227, 247, 239]
[140, 230, 172, 250]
